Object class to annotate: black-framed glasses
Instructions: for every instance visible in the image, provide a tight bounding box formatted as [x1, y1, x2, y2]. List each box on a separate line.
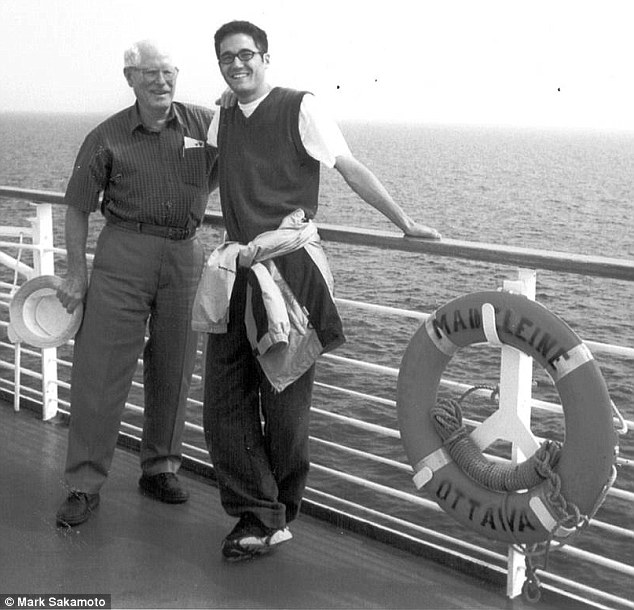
[218, 49, 264, 65]
[129, 67, 179, 82]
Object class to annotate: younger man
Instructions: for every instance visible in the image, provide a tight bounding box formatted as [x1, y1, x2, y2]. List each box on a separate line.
[203, 20, 441, 561]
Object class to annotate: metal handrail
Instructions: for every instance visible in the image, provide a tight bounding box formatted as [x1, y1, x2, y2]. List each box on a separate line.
[3, 185, 634, 280]
[200, 208, 634, 282]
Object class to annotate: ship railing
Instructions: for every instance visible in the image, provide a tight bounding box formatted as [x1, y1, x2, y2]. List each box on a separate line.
[1, 187, 633, 610]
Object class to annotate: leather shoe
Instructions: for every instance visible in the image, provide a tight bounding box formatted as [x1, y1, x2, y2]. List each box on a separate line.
[139, 473, 189, 504]
[56, 491, 100, 527]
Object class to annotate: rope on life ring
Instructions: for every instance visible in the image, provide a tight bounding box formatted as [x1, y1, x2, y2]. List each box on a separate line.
[431, 397, 562, 493]
[397, 290, 618, 547]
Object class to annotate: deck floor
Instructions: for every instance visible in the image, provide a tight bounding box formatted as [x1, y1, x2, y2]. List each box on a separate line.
[0, 399, 581, 610]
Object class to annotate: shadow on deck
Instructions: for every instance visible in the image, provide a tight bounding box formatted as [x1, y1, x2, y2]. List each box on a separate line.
[0, 399, 582, 610]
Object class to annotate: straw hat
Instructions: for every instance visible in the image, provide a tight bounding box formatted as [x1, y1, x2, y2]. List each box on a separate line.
[8, 275, 83, 348]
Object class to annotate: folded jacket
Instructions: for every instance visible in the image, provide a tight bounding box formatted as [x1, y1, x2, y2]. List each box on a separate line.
[192, 209, 345, 391]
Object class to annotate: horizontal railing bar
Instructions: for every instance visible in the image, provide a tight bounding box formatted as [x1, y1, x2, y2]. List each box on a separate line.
[0, 240, 67, 257]
[590, 519, 634, 540]
[1, 363, 41, 382]
[199, 209, 634, 282]
[317, 225, 634, 283]
[334, 295, 634, 360]
[561, 544, 634, 577]
[311, 436, 411, 471]
[335, 297, 428, 320]
[305, 490, 503, 561]
[0, 251, 34, 279]
[0, 227, 34, 238]
[321, 353, 398, 376]
[311, 406, 400, 438]
[0, 379, 40, 397]
[311, 462, 436, 508]
[609, 487, 634, 502]
[315, 381, 501, 432]
[586, 341, 634, 359]
[0, 187, 66, 204]
[181, 441, 209, 457]
[51, 379, 70, 392]
[311, 404, 515, 458]
[314, 381, 395, 406]
[1, 341, 42, 359]
[120, 400, 205, 436]
[0, 240, 38, 250]
[120, 421, 142, 437]
[120, 420, 209, 460]
[542, 571, 634, 610]
[3, 188, 634, 282]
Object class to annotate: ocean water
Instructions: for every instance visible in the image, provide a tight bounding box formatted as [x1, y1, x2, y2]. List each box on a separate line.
[1, 112, 633, 601]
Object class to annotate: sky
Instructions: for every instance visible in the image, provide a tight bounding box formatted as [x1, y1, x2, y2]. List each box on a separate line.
[1, 0, 633, 131]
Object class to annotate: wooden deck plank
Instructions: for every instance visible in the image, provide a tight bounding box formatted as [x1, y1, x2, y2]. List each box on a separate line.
[0, 400, 580, 609]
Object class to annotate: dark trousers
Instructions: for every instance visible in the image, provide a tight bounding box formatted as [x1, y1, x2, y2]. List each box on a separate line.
[64, 224, 204, 493]
[203, 269, 315, 530]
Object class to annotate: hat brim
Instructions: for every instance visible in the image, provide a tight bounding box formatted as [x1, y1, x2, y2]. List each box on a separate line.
[9, 275, 83, 349]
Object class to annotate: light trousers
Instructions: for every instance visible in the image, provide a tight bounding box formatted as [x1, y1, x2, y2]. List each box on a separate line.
[64, 224, 204, 494]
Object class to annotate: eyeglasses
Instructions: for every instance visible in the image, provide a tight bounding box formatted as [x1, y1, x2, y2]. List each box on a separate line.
[218, 49, 264, 65]
[129, 67, 179, 82]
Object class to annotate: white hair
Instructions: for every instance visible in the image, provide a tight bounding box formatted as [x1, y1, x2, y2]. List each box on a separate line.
[123, 39, 176, 68]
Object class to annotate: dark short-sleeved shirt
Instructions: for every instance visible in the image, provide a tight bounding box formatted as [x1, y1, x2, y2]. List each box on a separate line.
[64, 102, 217, 228]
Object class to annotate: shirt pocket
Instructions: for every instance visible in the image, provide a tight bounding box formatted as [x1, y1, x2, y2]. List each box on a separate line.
[181, 146, 208, 187]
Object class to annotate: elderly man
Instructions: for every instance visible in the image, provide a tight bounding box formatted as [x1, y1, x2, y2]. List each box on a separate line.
[55, 40, 216, 526]
[202, 20, 441, 562]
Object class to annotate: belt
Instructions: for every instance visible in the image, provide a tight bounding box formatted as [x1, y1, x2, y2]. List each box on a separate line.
[107, 216, 196, 240]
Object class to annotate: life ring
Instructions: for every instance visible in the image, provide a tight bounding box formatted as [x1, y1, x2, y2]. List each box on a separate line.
[397, 291, 617, 545]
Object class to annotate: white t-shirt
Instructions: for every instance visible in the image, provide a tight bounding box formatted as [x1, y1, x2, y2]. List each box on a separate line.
[206, 90, 351, 169]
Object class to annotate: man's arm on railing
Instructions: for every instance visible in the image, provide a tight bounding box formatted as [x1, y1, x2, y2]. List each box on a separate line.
[334, 154, 441, 240]
[57, 206, 90, 313]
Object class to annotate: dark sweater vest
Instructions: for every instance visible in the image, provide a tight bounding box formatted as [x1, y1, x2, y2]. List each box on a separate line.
[218, 87, 320, 243]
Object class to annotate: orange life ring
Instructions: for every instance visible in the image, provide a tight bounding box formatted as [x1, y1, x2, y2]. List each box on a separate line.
[397, 291, 617, 544]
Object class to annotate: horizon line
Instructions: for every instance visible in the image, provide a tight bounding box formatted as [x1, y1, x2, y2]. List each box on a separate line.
[1, 109, 634, 134]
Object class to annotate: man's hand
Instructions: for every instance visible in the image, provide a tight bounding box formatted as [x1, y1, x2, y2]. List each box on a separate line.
[215, 88, 238, 108]
[403, 221, 442, 240]
[59, 206, 90, 313]
[56, 271, 87, 314]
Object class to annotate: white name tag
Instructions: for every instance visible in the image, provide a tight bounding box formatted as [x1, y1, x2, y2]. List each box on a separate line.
[183, 136, 205, 149]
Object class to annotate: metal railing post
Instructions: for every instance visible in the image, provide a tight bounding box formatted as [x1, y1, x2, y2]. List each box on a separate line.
[31, 203, 59, 420]
[501, 268, 537, 598]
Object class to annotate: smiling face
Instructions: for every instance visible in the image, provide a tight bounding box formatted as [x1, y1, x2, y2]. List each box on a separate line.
[218, 33, 270, 103]
[125, 43, 177, 116]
